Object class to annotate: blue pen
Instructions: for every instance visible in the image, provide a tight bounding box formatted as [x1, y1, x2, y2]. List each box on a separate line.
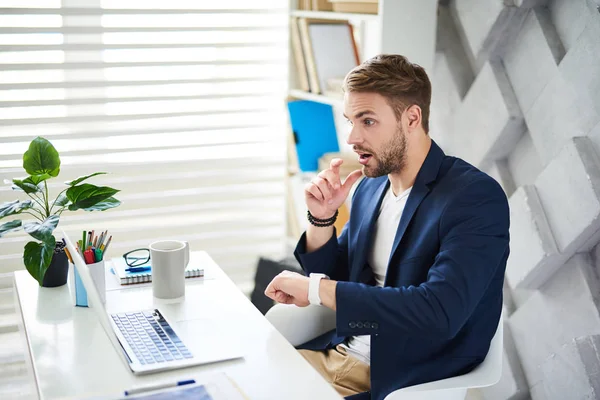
[125, 265, 151, 273]
[124, 379, 196, 396]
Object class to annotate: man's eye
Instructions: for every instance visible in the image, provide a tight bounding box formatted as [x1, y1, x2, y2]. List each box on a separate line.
[346, 119, 354, 126]
[364, 119, 374, 126]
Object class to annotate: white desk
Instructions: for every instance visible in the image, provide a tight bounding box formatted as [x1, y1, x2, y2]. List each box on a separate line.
[14, 251, 343, 400]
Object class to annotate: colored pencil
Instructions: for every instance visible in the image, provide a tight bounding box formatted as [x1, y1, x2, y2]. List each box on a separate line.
[64, 247, 73, 264]
[102, 235, 112, 254]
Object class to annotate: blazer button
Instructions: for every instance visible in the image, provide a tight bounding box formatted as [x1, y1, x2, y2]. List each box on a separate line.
[356, 322, 364, 329]
[363, 322, 371, 329]
[349, 321, 357, 329]
[372, 322, 379, 330]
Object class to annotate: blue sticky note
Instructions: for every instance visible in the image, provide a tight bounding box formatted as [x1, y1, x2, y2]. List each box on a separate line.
[287, 100, 340, 172]
[74, 266, 88, 307]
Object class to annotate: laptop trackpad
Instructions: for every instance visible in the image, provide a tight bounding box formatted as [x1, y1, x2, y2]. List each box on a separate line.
[174, 319, 244, 364]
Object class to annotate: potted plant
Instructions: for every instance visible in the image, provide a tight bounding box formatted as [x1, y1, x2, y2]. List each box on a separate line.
[0, 136, 121, 287]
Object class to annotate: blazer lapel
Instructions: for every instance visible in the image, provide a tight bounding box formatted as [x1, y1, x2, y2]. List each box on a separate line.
[386, 140, 446, 277]
[350, 177, 389, 282]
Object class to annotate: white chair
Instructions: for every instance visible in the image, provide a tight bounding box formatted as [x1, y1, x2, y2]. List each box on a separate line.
[265, 304, 503, 400]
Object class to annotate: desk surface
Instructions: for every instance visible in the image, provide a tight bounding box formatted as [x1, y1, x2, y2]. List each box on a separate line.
[14, 251, 343, 400]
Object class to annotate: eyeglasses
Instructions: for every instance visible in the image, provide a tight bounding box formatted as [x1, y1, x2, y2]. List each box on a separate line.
[123, 248, 150, 267]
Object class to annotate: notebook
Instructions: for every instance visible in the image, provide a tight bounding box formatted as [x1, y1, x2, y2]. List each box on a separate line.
[111, 257, 204, 285]
[287, 99, 340, 172]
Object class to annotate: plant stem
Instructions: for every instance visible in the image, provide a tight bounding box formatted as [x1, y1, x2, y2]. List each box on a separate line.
[27, 206, 46, 219]
[43, 181, 50, 218]
[28, 192, 47, 213]
[49, 188, 68, 214]
[21, 211, 44, 222]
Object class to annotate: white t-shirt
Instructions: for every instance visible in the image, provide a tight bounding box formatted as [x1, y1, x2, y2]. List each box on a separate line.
[340, 184, 412, 365]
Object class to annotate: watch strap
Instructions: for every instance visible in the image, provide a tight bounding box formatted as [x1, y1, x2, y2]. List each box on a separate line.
[308, 273, 329, 306]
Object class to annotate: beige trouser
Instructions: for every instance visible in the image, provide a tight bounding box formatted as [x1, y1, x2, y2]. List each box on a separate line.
[298, 345, 370, 398]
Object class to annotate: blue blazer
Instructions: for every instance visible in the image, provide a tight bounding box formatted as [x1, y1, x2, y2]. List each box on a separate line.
[294, 140, 510, 400]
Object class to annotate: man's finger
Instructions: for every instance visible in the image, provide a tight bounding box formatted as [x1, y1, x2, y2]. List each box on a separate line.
[274, 290, 288, 303]
[342, 169, 363, 194]
[329, 158, 343, 173]
[264, 277, 279, 300]
[306, 182, 324, 201]
[318, 169, 342, 190]
[314, 177, 333, 202]
[264, 284, 275, 300]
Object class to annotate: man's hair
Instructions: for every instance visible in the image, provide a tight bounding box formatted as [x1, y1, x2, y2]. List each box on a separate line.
[342, 54, 432, 133]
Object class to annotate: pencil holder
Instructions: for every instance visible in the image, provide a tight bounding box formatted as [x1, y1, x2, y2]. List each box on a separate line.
[69, 260, 106, 307]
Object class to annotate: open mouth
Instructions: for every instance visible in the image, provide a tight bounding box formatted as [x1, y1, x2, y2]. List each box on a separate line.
[358, 153, 372, 165]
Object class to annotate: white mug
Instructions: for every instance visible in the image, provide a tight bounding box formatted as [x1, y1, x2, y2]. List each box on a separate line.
[149, 240, 189, 299]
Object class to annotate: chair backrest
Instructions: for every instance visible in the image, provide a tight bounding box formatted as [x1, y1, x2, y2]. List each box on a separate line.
[461, 314, 504, 388]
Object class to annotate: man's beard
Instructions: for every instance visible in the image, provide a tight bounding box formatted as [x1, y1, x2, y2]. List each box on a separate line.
[362, 126, 408, 178]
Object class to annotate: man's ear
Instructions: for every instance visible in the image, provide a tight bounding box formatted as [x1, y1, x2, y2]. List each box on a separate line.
[405, 105, 422, 131]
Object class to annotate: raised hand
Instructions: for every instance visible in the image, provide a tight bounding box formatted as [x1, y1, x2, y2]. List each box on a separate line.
[305, 159, 363, 219]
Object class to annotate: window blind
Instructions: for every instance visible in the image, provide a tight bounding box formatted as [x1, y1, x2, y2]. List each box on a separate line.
[0, 0, 289, 294]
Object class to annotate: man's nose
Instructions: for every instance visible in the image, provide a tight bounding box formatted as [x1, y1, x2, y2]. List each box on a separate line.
[346, 126, 363, 145]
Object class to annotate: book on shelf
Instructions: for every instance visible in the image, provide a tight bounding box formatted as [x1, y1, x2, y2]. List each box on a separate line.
[286, 99, 339, 172]
[328, 0, 378, 14]
[297, 0, 334, 11]
[311, 0, 333, 11]
[290, 17, 310, 92]
[110, 257, 204, 285]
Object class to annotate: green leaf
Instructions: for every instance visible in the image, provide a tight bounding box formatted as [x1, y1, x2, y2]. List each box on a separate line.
[7, 174, 50, 194]
[65, 172, 106, 187]
[24, 238, 55, 286]
[54, 192, 70, 207]
[0, 199, 34, 218]
[23, 137, 61, 177]
[24, 174, 52, 185]
[66, 184, 120, 211]
[0, 220, 22, 238]
[80, 196, 121, 211]
[11, 178, 40, 194]
[23, 215, 59, 243]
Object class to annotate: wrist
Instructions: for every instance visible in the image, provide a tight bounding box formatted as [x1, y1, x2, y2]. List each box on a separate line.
[309, 210, 337, 220]
[319, 279, 337, 310]
[307, 210, 339, 227]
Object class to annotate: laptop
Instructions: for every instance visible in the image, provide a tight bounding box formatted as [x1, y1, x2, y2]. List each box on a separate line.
[62, 230, 244, 375]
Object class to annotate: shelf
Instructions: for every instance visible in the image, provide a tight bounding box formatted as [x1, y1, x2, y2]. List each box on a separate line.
[288, 89, 343, 107]
[290, 9, 379, 21]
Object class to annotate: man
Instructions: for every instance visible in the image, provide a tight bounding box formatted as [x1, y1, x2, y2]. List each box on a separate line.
[265, 54, 510, 400]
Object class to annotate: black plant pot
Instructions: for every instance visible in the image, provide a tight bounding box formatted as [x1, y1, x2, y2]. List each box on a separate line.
[42, 248, 69, 288]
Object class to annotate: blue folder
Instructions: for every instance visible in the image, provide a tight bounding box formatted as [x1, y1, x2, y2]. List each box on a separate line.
[287, 100, 340, 172]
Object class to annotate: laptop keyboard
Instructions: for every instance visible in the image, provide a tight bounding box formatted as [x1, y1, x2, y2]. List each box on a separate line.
[111, 309, 193, 365]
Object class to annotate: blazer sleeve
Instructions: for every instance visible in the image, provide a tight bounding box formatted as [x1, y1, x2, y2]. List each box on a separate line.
[293, 223, 350, 282]
[334, 177, 510, 339]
